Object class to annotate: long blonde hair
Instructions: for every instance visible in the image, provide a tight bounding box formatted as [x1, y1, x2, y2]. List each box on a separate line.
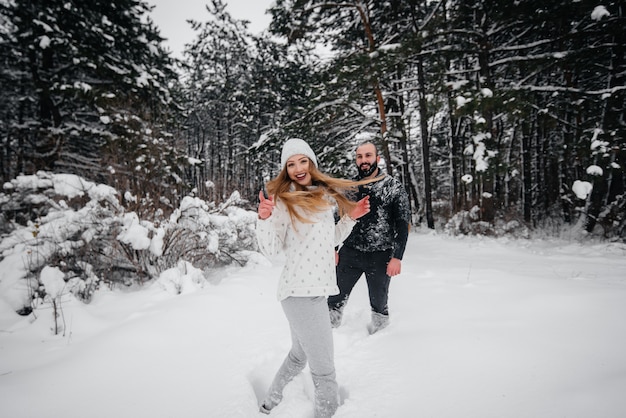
[266, 160, 374, 225]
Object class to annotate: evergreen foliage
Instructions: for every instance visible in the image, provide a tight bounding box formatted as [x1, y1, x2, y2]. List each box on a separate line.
[0, 0, 186, 213]
[0, 0, 625, 316]
[1, 0, 624, 246]
[268, 0, 625, 239]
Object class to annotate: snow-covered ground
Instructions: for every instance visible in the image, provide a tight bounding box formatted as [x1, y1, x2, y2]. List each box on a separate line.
[1, 230, 625, 418]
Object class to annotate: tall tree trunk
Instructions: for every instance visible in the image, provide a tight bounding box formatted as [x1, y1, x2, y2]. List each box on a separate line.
[448, 93, 460, 213]
[587, 1, 626, 232]
[417, 58, 434, 229]
[29, 45, 62, 171]
[391, 66, 420, 220]
[353, 2, 393, 175]
[477, 37, 495, 223]
[521, 120, 532, 223]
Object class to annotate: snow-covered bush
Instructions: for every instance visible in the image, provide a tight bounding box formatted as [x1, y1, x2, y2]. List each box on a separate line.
[155, 260, 206, 295]
[444, 206, 493, 236]
[0, 172, 259, 315]
[444, 205, 530, 238]
[39, 266, 67, 335]
[593, 195, 626, 241]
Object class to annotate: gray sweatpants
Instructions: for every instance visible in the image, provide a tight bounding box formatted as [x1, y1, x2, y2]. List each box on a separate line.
[263, 296, 339, 418]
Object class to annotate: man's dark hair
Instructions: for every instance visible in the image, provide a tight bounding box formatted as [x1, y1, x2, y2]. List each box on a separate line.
[356, 140, 379, 156]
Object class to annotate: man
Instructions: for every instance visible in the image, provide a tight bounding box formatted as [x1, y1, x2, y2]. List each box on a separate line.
[328, 141, 411, 334]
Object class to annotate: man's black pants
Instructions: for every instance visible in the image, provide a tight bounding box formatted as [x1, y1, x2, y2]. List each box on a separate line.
[328, 246, 391, 316]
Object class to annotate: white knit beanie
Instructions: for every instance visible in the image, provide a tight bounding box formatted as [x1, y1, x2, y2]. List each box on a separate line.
[280, 138, 318, 168]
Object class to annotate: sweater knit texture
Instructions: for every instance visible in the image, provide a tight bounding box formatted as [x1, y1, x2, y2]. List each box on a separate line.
[256, 198, 356, 301]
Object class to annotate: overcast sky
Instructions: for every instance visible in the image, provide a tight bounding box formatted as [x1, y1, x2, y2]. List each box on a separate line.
[147, 0, 274, 58]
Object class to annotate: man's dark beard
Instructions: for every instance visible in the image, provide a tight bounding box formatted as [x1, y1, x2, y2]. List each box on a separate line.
[357, 161, 378, 178]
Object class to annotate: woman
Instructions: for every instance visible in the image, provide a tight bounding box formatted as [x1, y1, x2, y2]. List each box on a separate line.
[256, 138, 370, 417]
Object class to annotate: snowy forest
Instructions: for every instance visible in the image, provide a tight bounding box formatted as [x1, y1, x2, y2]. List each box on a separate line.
[2, 3, 625, 417]
[1, 1, 625, 305]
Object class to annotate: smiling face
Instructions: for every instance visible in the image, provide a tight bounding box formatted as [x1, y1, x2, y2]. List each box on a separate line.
[286, 154, 313, 186]
[356, 142, 380, 178]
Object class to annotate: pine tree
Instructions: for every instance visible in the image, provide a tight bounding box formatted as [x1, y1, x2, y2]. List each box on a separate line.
[0, 0, 182, 194]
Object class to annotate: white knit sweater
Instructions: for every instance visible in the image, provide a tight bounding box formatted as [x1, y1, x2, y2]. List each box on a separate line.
[256, 199, 356, 301]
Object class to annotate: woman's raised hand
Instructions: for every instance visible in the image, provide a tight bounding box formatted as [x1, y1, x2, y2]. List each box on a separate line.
[350, 195, 370, 220]
[258, 190, 275, 220]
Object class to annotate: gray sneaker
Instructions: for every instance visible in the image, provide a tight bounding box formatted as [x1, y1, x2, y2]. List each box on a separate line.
[367, 312, 389, 335]
[329, 308, 343, 328]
